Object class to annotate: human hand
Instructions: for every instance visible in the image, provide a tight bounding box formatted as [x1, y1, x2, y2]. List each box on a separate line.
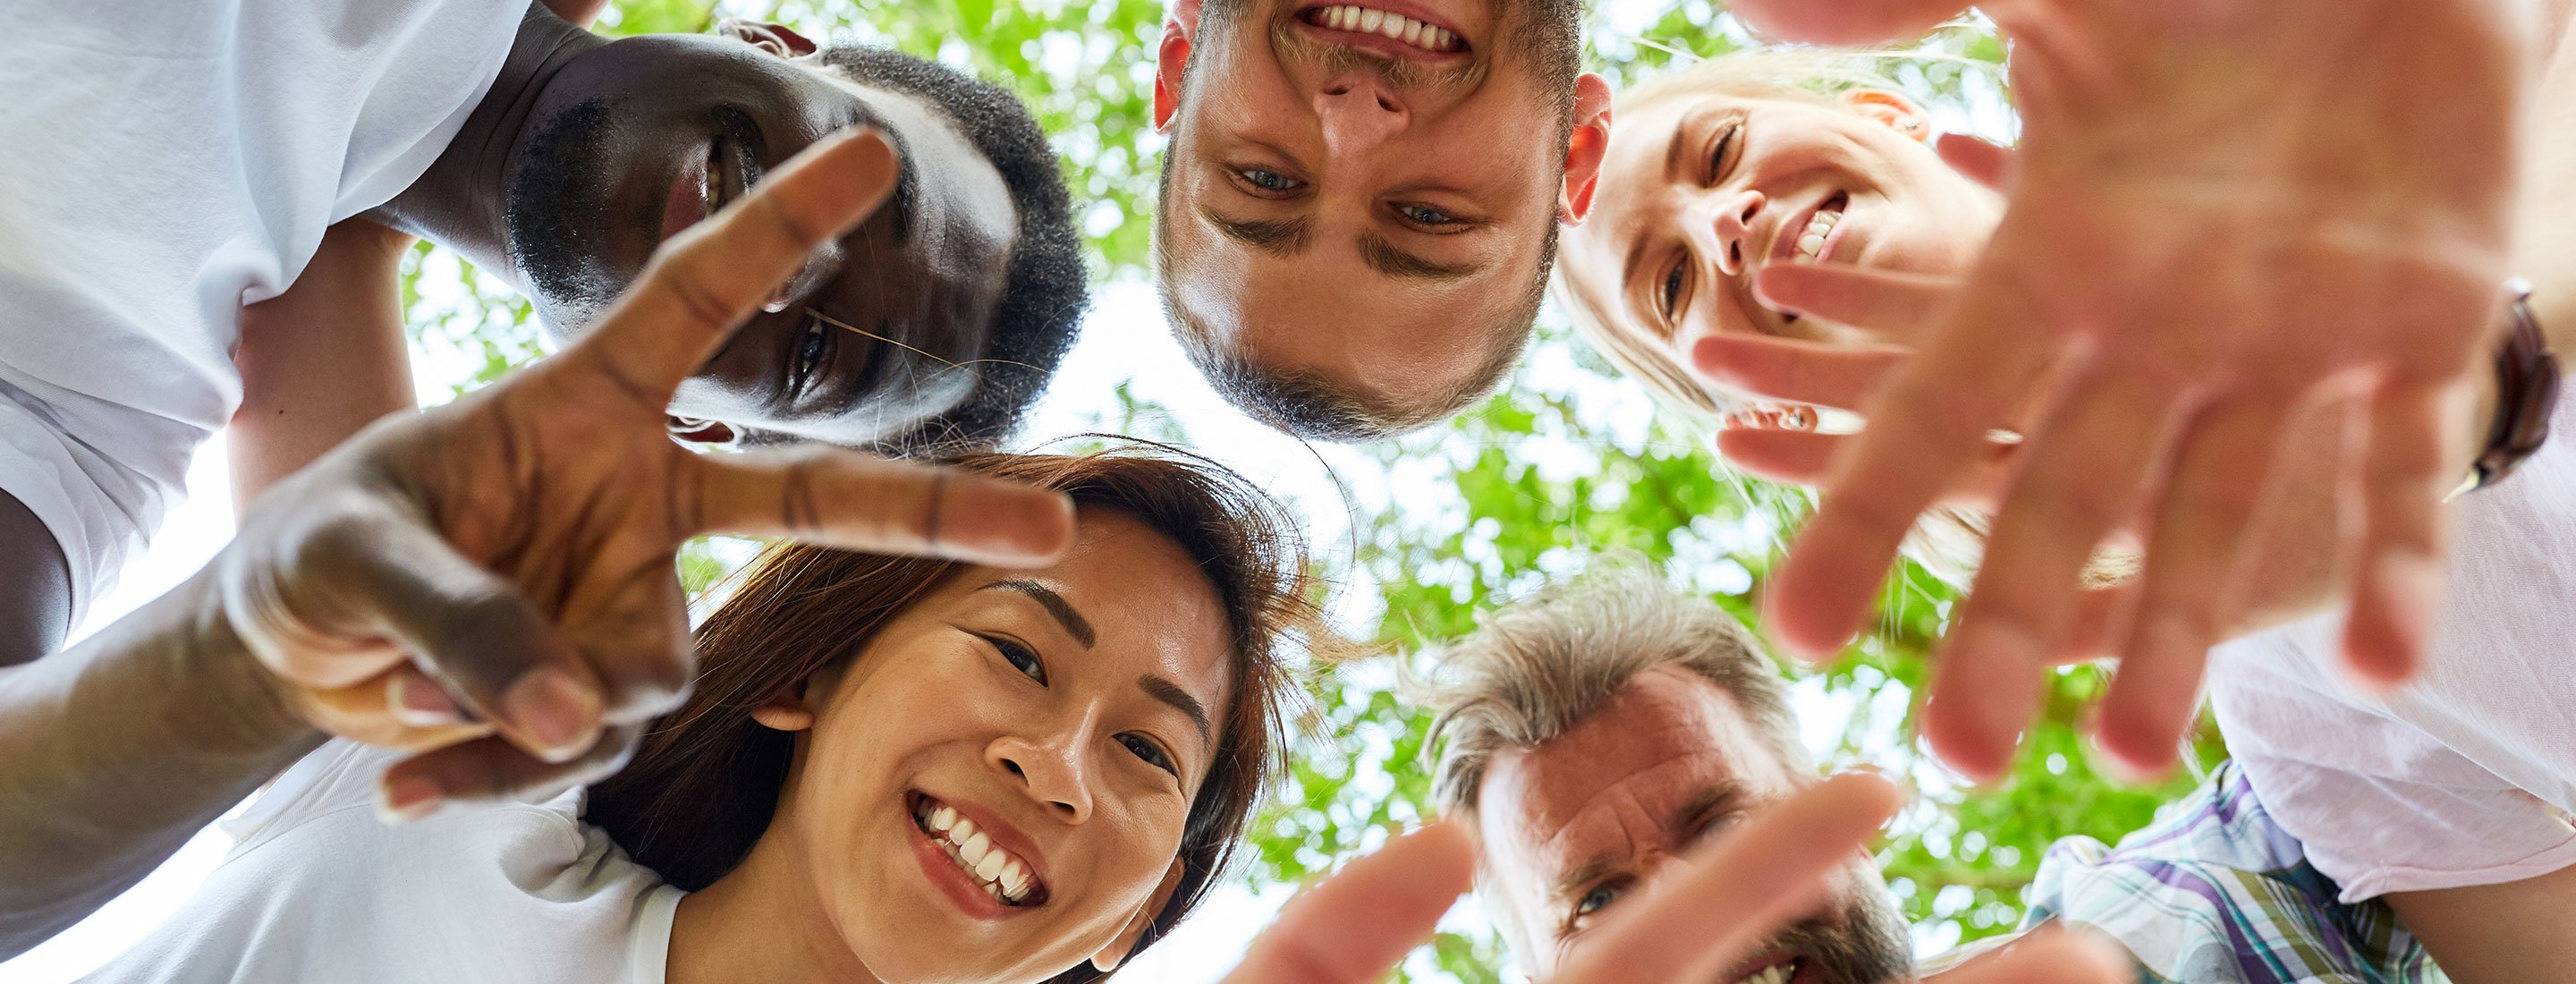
[212, 130, 1075, 816]
[1699, 262, 2453, 776]
[1222, 773, 2130, 983]
[1729, 0, 2535, 781]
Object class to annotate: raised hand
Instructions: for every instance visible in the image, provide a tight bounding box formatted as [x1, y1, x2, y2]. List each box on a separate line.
[216, 130, 1076, 815]
[1223, 773, 2131, 984]
[1720, 0, 2536, 782]
[1699, 264, 2411, 776]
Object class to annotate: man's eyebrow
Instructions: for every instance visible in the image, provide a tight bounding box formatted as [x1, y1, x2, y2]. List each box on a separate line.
[1674, 781, 1746, 838]
[1199, 204, 1313, 257]
[1358, 233, 1485, 282]
[1550, 852, 1624, 908]
[1138, 674, 1212, 743]
[987, 580, 1095, 648]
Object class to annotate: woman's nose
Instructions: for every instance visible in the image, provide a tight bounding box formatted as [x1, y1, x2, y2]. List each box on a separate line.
[987, 730, 1095, 824]
[1702, 189, 1767, 277]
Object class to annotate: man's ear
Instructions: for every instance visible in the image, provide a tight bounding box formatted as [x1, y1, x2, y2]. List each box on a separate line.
[1090, 858, 1188, 972]
[666, 415, 739, 447]
[718, 18, 818, 58]
[1558, 73, 1615, 226]
[1840, 88, 1931, 142]
[1154, 21, 1195, 132]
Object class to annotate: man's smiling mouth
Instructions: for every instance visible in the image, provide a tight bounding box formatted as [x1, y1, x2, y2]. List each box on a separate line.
[1301, 4, 1465, 53]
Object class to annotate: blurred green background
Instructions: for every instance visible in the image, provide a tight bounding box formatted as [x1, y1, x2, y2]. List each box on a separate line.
[395, 2, 2229, 980]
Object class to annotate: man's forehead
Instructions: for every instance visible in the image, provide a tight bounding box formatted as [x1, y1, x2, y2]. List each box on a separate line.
[1479, 669, 1790, 849]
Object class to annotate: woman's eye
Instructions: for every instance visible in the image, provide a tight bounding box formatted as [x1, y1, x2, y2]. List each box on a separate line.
[1660, 262, 1686, 320]
[985, 635, 1046, 684]
[1238, 168, 1302, 193]
[792, 317, 829, 392]
[1711, 122, 1741, 180]
[1120, 734, 1178, 776]
[1400, 204, 1458, 226]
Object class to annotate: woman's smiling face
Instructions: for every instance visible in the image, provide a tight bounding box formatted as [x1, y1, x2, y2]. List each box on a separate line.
[757, 508, 1234, 983]
[1562, 83, 2001, 363]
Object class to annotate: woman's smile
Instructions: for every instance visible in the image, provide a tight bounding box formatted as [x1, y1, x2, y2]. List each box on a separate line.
[906, 790, 1051, 916]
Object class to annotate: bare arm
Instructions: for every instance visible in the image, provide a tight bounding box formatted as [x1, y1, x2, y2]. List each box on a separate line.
[231, 220, 419, 509]
[2385, 865, 2576, 983]
[0, 571, 318, 957]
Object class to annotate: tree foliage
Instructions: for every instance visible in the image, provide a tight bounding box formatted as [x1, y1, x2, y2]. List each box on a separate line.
[394, 2, 2234, 978]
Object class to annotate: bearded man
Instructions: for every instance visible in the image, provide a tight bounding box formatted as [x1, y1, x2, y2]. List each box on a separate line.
[1148, 0, 1611, 439]
[1421, 565, 2445, 983]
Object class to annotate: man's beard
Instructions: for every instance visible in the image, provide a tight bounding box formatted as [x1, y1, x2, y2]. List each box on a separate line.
[1747, 878, 1914, 984]
[504, 97, 644, 337]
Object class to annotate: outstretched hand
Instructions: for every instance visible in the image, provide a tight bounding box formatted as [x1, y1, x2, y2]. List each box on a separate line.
[214, 130, 1076, 816]
[1718, 0, 2535, 782]
[1699, 261, 2447, 778]
[1223, 773, 2130, 984]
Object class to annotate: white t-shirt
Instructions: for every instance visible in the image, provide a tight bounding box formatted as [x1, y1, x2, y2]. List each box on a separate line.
[83, 741, 682, 984]
[2209, 394, 2576, 903]
[0, 0, 521, 622]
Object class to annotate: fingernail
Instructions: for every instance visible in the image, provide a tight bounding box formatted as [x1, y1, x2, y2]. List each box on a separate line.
[378, 776, 445, 823]
[503, 666, 601, 763]
[945, 481, 1076, 564]
[390, 674, 464, 727]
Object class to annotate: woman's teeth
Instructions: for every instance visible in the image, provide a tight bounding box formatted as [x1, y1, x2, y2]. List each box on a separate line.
[1795, 208, 1841, 263]
[1309, 4, 1463, 52]
[915, 798, 1039, 905]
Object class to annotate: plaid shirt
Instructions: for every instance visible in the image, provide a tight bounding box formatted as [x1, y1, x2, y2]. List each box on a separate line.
[1923, 762, 2444, 984]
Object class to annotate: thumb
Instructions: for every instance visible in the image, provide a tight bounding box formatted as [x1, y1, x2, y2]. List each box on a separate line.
[243, 513, 609, 765]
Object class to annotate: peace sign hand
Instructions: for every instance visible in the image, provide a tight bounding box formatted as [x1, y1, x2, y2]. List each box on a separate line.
[215, 131, 1075, 815]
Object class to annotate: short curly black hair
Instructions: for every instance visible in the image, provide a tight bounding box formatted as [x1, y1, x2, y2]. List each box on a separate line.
[795, 45, 1088, 456]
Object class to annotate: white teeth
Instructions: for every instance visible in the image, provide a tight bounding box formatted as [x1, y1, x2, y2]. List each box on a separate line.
[951, 817, 977, 844]
[1794, 208, 1841, 262]
[1315, 5, 1457, 52]
[1002, 860, 1030, 895]
[960, 831, 991, 866]
[929, 805, 957, 831]
[915, 797, 1041, 905]
[974, 848, 1008, 881]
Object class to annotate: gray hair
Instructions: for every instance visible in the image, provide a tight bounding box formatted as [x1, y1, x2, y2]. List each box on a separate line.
[1421, 563, 1808, 820]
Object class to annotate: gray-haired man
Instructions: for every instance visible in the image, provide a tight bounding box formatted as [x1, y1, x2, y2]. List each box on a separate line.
[1420, 565, 2442, 984]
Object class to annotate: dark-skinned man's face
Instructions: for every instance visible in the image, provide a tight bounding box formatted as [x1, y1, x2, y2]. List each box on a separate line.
[506, 24, 1017, 445]
[1153, 0, 1609, 420]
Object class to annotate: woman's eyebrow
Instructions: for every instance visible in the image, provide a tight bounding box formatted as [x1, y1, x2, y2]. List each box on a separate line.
[1139, 674, 1212, 744]
[985, 579, 1095, 648]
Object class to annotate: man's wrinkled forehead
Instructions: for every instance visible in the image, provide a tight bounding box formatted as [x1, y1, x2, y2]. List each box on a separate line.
[1479, 670, 1793, 853]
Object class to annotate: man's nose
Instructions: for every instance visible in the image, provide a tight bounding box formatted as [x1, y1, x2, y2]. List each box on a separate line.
[1315, 75, 1410, 157]
[1695, 189, 1767, 276]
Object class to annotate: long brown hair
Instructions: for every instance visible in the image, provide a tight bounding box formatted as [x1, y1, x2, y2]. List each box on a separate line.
[585, 447, 1333, 982]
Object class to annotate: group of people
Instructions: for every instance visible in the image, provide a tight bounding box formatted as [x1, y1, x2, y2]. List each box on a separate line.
[1, 0, 2570, 980]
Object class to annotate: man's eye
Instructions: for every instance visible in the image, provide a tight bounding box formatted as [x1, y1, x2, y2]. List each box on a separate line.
[1571, 884, 1621, 928]
[984, 635, 1046, 684]
[1120, 734, 1178, 776]
[1400, 204, 1458, 226]
[1238, 169, 1302, 192]
[792, 317, 829, 393]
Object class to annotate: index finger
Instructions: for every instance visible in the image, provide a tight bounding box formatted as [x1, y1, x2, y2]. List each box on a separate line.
[550, 128, 902, 407]
[1555, 772, 1901, 984]
[1220, 824, 1476, 984]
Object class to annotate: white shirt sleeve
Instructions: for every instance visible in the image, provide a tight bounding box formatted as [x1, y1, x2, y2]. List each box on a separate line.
[87, 742, 682, 984]
[2211, 632, 2576, 903]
